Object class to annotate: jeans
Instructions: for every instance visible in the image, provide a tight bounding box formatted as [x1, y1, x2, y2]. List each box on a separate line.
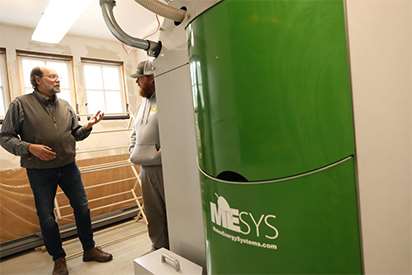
[27, 162, 95, 260]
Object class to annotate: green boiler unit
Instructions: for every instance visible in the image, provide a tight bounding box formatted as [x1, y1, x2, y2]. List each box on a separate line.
[187, 0, 363, 274]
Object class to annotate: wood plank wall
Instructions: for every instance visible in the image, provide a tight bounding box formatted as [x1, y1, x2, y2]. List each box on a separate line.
[0, 154, 141, 243]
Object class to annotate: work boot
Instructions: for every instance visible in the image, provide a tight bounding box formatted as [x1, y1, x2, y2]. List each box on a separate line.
[52, 257, 68, 275]
[83, 247, 113, 262]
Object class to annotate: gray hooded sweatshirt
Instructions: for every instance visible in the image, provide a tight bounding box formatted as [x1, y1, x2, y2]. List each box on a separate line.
[129, 94, 161, 166]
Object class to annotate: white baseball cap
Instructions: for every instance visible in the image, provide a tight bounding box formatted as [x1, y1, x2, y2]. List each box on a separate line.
[130, 60, 155, 78]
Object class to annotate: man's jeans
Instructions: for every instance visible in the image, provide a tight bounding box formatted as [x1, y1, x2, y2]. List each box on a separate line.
[27, 162, 95, 260]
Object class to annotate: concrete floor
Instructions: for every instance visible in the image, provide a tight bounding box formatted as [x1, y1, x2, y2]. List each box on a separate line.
[0, 220, 151, 275]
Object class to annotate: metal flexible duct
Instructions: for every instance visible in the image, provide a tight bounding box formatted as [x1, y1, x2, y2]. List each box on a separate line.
[100, 0, 162, 57]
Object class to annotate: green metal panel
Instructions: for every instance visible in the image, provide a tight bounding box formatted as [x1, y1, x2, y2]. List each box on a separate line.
[188, 0, 355, 180]
[201, 159, 362, 274]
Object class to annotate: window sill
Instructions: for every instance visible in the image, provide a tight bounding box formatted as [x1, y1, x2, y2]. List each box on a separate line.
[86, 114, 130, 121]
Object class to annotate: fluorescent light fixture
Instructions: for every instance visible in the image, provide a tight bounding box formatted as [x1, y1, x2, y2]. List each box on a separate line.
[32, 0, 93, 43]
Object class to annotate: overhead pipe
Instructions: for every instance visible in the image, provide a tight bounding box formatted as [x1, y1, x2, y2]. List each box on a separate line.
[100, 0, 162, 57]
[134, 0, 186, 23]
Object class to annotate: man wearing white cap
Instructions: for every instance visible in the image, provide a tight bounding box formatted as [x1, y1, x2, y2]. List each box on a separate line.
[129, 60, 169, 250]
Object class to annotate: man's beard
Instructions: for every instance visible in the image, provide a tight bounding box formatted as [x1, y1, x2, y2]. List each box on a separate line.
[50, 86, 61, 94]
[140, 88, 154, 98]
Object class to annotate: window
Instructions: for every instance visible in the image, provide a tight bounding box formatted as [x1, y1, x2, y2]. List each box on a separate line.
[18, 51, 75, 106]
[0, 50, 9, 118]
[82, 59, 126, 115]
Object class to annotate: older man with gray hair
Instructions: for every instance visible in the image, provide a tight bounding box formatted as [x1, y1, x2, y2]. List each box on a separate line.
[0, 66, 112, 275]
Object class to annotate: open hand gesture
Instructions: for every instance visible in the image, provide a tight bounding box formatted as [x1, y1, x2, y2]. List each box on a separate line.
[85, 110, 104, 129]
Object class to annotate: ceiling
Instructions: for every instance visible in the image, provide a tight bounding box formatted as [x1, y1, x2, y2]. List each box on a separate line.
[0, 0, 159, 41]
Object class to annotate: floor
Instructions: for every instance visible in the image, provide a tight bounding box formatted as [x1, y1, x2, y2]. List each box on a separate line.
[0, 219, 151, 275]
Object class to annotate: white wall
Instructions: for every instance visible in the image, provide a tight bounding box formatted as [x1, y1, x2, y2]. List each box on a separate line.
[346, 0, 412, 274]
[0, 23, 144, 169]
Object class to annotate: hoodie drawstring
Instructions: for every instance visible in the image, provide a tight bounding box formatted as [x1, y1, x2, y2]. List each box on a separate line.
[140, 99, 148, 125]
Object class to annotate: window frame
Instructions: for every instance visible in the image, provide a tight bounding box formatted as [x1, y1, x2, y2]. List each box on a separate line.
[0, 48, 10, 121]
[16, 50, 77, 111]
[81, 57, 129, 119]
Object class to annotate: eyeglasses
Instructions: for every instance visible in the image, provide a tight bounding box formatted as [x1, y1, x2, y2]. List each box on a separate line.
[43, 74, 59, 80]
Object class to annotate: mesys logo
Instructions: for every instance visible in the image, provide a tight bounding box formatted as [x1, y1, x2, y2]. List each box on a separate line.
[210, 194, 279, 240]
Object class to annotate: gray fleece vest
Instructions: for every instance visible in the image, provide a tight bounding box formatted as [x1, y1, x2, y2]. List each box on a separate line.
[19, 94, 76, 169]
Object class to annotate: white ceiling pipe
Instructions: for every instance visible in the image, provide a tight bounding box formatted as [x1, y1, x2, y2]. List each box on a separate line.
[134, 0, 186, 23]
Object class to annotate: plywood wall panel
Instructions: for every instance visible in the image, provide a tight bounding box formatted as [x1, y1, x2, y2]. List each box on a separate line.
[0, 154, 142, 243]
